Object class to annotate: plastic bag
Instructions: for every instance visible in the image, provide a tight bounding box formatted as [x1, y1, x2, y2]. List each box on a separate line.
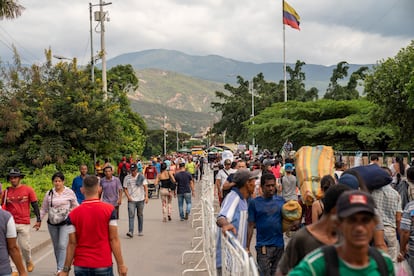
[354, 151, 363, 167]
[395, 260, 412, 276]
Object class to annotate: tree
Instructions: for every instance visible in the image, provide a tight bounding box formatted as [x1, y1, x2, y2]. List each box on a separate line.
[142, 130, 190, 157]
[286, 60, 307, 101]
[247, 99, 394, 151]
[364, 40, 414, 148]
[0, 0, 24, 19]
[0, 48, 147, 170]
[324, 62, 368, 100]
[211, 76, 253, 143]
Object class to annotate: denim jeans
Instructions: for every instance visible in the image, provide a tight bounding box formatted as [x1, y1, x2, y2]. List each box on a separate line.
[128, 200, 144, 234]
[74, 266, 113, 276]
[48, 223, 69, 271]
[177, 193, 192, 219]
[256, 246, 284, 276]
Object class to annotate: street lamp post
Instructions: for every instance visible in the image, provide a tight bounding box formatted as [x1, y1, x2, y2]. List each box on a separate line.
[250, 79, 256, 157]
[53, 55, 72, 61]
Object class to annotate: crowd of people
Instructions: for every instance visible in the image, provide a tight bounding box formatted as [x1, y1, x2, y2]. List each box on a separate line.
[214, 151, 414, 276]
[1, 149, 414, 275]
[0, 153, 204, 275]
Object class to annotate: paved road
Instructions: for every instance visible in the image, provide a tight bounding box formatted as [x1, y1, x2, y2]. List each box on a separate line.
[29, 181, 209, 276]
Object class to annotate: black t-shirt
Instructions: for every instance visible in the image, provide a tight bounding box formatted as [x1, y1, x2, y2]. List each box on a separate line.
[174, 171, 192, 194]
[277, 226, 325, 274]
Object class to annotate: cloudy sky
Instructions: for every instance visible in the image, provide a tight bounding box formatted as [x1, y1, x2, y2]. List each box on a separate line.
[1, 0, 413, 66]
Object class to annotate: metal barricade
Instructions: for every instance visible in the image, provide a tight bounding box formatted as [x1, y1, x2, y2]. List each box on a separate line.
[221, 230, 257, 276]
[182, 167, 257, 275]
[182, 170, 217, 275]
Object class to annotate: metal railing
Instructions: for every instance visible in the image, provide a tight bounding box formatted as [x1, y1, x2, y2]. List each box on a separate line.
[221, 231, 258, 276]
[181, 168, 258, 275]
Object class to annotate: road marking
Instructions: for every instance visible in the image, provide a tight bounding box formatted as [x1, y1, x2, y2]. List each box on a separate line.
[34, 248, 54, 264]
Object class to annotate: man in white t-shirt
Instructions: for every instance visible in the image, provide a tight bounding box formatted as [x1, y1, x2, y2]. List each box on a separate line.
[215, 159, 236, 205]
[123, 164, 148, 238]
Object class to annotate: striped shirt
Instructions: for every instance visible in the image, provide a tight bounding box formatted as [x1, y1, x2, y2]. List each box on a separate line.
[40, 186, 79, 223]
[216, 188, 248, 268]
[371, 185, 402, 228]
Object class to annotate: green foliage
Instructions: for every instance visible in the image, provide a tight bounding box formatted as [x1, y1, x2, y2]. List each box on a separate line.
[324, 61, 367, 100]
[0, 164, 79, 208]
[211, 63, 318, 143]
[142, 130, 191, 158]
[365, 40, 414, 148]
[0, 0, 25, 20]
[0, 48, 147, 174]
[211, 76, 253, 143]
[248, 99, 394, 151]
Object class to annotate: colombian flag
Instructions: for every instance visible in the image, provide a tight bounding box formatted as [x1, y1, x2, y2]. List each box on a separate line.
[283, 1, 300, 30]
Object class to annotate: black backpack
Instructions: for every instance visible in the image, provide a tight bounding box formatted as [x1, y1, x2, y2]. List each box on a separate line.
[121, 163, 128, 175]
[321, 245, 388, 276]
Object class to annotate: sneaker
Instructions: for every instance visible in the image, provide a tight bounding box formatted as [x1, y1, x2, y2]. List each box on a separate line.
[27, 260, 35, 272]
[138, 232, 144, 236]
[180, 218, 185, 221]
[168, 215, 171, 221]
[126, 232, 133, 238]
[55, 270, 62, 275]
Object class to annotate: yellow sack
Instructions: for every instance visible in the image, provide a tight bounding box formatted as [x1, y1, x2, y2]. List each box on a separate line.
[282, 200, 302, 232]
[295, 146, 335, 206]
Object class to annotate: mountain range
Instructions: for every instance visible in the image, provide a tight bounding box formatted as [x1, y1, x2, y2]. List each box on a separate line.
[107, 49, 371, 135]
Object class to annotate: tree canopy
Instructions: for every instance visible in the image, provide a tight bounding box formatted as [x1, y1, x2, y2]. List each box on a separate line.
[0, 0, 24, 20]
[247, 99, 394, 151]
[365, 40, 414, 148]
[0, 48, 146, 171]
[210, 61, 319, 144]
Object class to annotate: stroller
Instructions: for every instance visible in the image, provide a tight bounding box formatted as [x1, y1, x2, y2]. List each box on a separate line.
[147, 179, 159, 199]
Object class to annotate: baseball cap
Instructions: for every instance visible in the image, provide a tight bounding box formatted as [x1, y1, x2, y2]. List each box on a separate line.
[336, 190, 376, 219]
[285, 163, 293, 172]
[233, 169, 259, 186]
[130, 163, 137, 170]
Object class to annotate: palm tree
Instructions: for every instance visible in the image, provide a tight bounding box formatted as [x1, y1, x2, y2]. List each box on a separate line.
[0, 0, 25, 20]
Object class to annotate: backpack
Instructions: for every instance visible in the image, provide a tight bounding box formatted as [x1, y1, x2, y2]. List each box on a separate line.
[392, 179, 410, 210]
[121, 163, 128, 175]
[321, 245, 388, 276]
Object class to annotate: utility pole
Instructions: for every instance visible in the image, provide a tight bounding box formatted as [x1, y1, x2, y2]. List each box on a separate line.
[89, 3, 94, 83]
[91, 1, 111, 97]
[163, 113, 167, 155]
[176, 129, 179, 152]
[99, 0, 107, 100]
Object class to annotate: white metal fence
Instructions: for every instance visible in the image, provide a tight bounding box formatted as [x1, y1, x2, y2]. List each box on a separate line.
[221, 231, 259, 276]
[181, 168, 258, 275]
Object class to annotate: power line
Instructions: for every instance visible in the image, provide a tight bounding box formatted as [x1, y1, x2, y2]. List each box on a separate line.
[0, 25, 41, 63]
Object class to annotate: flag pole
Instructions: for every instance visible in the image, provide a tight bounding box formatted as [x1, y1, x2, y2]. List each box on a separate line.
[283, 0, 287, 102]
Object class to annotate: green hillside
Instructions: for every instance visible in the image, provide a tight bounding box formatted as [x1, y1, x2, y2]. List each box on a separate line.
[128, 68, 223, 134]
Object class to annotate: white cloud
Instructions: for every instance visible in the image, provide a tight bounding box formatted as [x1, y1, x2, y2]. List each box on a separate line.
[0, 0, 412, 66]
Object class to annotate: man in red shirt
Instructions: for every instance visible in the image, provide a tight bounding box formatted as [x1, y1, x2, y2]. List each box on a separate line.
[117, 157, 130, 186]
[59, 175, 127, 276]
[2, 168, 40, 274]
[144, 163, 157, 197]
